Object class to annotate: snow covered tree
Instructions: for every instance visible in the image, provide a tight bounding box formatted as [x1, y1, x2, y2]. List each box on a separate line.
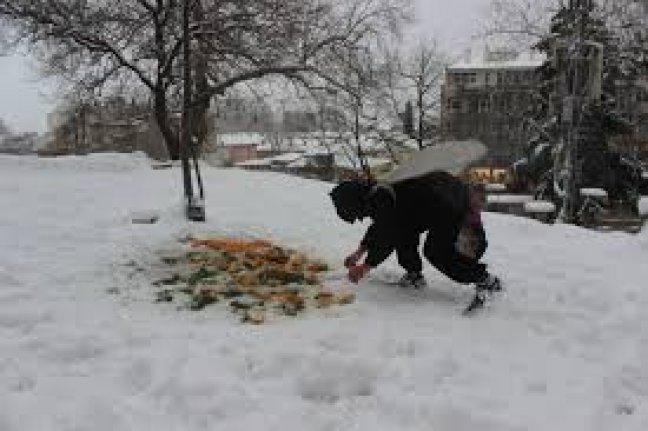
[530, 1, 641, 217]
[0, 0, 412, 160]
[484, 0, 645, 221]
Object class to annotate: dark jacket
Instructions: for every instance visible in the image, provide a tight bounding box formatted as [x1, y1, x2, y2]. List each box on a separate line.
[361, 171, 470, 267]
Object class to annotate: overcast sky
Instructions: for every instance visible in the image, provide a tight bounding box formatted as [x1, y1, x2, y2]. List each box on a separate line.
[0, 0, 492, 134]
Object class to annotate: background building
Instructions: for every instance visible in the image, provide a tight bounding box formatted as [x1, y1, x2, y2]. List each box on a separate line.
[440, 48, 545, 166]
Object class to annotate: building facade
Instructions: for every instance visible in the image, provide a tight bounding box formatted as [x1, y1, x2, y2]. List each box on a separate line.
[440, 49, 545, 166]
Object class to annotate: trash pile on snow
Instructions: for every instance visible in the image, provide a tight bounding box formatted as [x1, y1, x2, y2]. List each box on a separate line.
[153, 236, 355, 324]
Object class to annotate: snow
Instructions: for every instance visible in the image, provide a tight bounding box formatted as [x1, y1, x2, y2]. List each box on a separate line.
[269, 152, 303, 164]
[235, 158, 271, 167]
[449, 51, 546, 71]
[524, 200, 557, 213]
[485, 183, 507, 193]
[580, 188, 608, 198]
[286, 158, 308, 168]
[533, 142, 551, 157]
[639, 197, 648, 216]
[304, 147, 331, 157]
[1, 153, 648, 431]
[217, 132, 265, 147]
[487, 194, 534, 204]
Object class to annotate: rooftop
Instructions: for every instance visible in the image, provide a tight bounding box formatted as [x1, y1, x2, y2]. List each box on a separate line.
[449, 49, 546, 71]
[218, 132, 265, 147]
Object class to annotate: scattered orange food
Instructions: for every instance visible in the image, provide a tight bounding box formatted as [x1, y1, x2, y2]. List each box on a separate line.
[191, 238, 274, 252]
[158, 236, 351, 323]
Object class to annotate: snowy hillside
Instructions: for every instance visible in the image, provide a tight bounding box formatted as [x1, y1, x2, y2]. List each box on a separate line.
[1, 153, 648, 431]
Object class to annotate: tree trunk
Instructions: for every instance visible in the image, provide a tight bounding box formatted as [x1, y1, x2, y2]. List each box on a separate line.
[153, 86, 179, 160]
[417, 84, 424, 150]
[191, 0, 211, 156]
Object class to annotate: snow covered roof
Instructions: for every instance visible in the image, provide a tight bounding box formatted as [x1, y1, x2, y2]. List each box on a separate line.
[270, 152, 303, 164]
[235, 158, 271, 167]
[218, 132, 265, 147]
[286, 158, 308, 168]
[256, 143, 273, 152]
[304, 147, 332, 157]
[449, 50, 545, 71]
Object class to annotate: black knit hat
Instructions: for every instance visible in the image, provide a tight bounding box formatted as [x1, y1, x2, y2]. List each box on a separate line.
[329, 180, 371, 223]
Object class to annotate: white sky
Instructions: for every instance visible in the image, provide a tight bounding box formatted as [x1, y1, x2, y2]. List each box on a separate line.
[0, 0, 492, 134]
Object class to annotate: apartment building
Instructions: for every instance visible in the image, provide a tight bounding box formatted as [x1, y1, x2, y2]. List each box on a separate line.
[440, 49, 545, 166]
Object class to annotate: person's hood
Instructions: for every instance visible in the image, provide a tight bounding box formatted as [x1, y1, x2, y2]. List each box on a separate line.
[329, 180, 371, 223]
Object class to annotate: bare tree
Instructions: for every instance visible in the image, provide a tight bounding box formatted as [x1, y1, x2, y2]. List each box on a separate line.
[399, 39, 446, 149]
[0, 0, 412, 160]
[367, 39, 446, 151]
[481, 0, 557, 47]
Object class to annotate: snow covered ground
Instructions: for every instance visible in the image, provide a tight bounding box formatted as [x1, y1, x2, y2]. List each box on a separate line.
[1, 153, 648, 431]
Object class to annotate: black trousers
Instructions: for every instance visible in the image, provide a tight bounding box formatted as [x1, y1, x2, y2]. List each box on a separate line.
[396, 225, 487, 284]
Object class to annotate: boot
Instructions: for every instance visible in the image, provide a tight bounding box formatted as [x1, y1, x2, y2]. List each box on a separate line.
[475, 274, 501, 298]
[398, 271, 426, 288]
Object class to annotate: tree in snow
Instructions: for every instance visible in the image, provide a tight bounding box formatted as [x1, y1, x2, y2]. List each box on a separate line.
[484, 0, 645, 222]
[399, 39, 446, 149]
[370, 40, 446, 150]
[0, 0, 412, 160]
[319, 37, 448, 173]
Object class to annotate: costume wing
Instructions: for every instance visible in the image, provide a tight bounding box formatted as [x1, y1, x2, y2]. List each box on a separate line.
[383, 140, 488, 184]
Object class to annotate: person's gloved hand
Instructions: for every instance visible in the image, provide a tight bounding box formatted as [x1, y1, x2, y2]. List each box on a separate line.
[344, 250, 363, 268]
[347, 263, 370, 283]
